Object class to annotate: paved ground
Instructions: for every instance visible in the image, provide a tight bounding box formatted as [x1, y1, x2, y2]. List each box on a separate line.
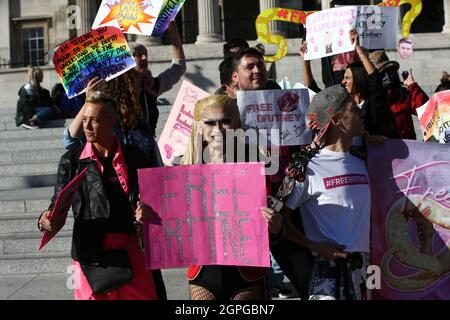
[0, 269, 299, 300]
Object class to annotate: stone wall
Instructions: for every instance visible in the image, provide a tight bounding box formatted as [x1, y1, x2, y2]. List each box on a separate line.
[1, 33, 449, 135]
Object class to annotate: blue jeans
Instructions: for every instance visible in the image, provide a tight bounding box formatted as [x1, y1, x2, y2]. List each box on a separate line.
[268, 253, 284, 289]
[34, 106, 56, 121]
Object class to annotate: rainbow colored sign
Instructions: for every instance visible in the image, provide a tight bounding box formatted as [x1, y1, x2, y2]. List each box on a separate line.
[152, 0, 186, 37]
[53, 27, 136, 98]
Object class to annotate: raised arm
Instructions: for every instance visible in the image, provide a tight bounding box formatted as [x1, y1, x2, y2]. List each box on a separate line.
[349, 29, 375, 75]
[299, 41, 320, 93]
[67, 77, 104, 138]
[156, 21, 187, 96]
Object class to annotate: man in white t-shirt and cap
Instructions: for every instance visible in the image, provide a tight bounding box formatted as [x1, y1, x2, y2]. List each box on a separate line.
[261, 84, 370, 300]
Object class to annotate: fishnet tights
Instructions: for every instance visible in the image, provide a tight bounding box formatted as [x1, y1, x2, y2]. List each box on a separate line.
[189, 282, 266, 300]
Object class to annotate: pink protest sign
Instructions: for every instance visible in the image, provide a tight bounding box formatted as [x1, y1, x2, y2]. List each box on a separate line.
[157, 81, 209, 166]
[138, 162, 269, 269]
[39, 168, 88, 250]
[368, 140, 450, 299]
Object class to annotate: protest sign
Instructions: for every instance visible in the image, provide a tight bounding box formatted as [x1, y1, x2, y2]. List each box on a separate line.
[151, 0, 186, 37]
[157, 81, 209, 166]
[92, 0, 165, 35]
[237, 89, 310, 146]
[303, 6, 357, 61]
[53, 26, 136, 98]
[138, 163, 269, 269]
[355, 6, 398, 49]
[417, 90, 450, 143]
[39, 168, 88, 250]
[368, 140, 450, 299]
[255, 0, 422, 62]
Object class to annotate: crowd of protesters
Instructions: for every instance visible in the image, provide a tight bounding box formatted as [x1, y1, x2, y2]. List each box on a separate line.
[33, 6, 449, 301]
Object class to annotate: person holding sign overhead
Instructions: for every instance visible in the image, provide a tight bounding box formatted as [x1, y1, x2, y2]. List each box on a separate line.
[129, 21, 186, 137]
[39, 92, 159, 300]
[300, 29, 398, 142]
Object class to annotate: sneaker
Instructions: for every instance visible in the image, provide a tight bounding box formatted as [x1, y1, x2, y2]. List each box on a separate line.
[271, 285, 294, 299]
[20, 122, 39, 130]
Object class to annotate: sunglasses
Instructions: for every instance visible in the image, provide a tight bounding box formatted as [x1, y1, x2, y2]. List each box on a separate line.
[202, 118, 233, 126]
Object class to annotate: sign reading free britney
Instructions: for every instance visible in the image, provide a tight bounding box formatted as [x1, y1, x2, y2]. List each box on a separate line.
[53, 27, 135, 98]
[237, 89, 310, 146]
[138, 163, 270, 269]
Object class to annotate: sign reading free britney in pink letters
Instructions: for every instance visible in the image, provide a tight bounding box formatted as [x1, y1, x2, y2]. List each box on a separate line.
[138, 162, 270, 269]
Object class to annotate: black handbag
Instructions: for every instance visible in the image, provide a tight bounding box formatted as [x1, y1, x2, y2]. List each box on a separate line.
[81, 248, 133, 294]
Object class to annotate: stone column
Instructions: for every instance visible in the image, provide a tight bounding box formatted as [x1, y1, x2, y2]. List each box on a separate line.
[443, 0, 450, 33]
[196, 0, 222, 43]
[76, 0, 95, 36]
[259, 0, 284, 36]
[321, 0, 331, 10]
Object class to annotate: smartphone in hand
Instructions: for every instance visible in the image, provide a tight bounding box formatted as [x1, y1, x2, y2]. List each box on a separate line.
[402, 70, 409, 81]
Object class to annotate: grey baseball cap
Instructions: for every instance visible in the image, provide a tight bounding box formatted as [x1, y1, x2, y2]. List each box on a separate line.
[308, 85, 351, 128]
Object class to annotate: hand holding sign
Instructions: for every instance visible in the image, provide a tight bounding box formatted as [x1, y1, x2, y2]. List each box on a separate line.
[255, 0, 422, 62]
[53, 27, 136, 98]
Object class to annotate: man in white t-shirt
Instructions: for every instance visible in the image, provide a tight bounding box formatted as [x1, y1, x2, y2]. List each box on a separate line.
[261, 85, 370, 300]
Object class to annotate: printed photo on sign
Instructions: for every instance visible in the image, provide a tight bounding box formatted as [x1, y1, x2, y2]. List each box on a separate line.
[304, 6, 357, 61]
[368, 140, 450, 300]
[398, 38, 414, 59]
[237, 89, 311, 146]
[355, 6, 398, 49]
[52, 27, 136, 98]
[92, 0, 165, 35]
[138, 163, 269, 269]
[157, 81, 210, 166]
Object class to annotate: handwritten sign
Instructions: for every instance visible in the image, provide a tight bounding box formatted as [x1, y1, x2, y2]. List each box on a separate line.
[157, 81, 209, 166]
[303, 6, 357, 61]
[39, 168, 88, 250]
[92, 0, 165, 35]
[355, 6, 398, 49]
[151, 0, 186, 37]
[237, 89, 310, 146]
[417, 90, 450, 143]
[53, 27, 136, 98]
[368, 140, 450, 299]
[138, 163, 270, 269]
[255, 0, 422, 62]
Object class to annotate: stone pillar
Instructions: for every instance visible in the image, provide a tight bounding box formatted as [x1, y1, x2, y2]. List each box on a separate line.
[321, 0, 331, 10]
[196, 0, 222, 43]
[259, 0, 284, 36]
[76, 0, 96, 36]
[443, 0, 450, 33]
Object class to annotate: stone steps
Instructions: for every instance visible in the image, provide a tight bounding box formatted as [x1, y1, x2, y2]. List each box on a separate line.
[0, 161, 59, 176]
[0, 127, 64, 140]
[0, 136, 63, 152]
[0, 173, 56, 190]
[0, 148, 65, 165]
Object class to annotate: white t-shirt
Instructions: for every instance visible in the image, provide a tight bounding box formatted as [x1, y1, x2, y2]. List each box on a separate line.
[285, 148, 371, 253]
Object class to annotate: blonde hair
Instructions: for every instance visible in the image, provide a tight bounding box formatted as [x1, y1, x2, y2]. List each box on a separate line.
[85, 91, 117, 119]
[180, 95, 241, 165]
[28, 66, 43, 87]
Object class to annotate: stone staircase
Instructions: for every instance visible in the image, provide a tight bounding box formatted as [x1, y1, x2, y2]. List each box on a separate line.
[0, 107, 71, 275]
[0, 99, 174, 276]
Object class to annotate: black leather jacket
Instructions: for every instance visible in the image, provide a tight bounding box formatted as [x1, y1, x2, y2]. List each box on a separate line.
[47, 143, 154, 264]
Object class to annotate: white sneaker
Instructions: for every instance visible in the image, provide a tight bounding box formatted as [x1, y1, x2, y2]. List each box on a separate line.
[20, 123, 39, 130]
